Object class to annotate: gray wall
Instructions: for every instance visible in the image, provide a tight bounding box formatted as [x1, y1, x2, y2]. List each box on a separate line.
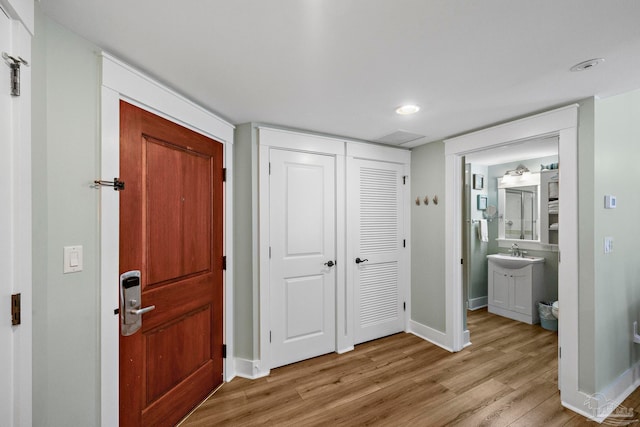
[233, 123, 259, 360]
[578, 97, 596, 393]
[32, 9, 101, 426]
[592, 90, 640, 391]
[410, 141, 446, 331]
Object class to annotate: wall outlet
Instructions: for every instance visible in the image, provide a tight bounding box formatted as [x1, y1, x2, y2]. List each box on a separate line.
[604, 237, 613, 254]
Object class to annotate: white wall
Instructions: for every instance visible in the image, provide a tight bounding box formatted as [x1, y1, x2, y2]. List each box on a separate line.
[32, 9, 101, 425]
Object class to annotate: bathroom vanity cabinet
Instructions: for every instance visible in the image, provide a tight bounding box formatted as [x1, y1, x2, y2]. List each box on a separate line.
[488, 260, 545, 324]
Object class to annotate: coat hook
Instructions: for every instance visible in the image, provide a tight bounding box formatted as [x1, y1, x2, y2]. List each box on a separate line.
[415, 196, 420, 206]
[433, 195, 439, 205]
[423, 196, 429, 205]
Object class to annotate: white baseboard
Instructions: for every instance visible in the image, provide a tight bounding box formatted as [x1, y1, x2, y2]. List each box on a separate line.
[408, 319, 453, 352]
[337, 346, 354, 354]
[234, 358, 270, 380]
[463, 329, 471, 348]
[562, 359, 640, 423]
[468, 296, 488, 310]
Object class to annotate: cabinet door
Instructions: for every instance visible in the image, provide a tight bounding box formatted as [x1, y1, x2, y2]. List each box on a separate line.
[490, 268, 509, 309]
[510, 269, 532, 315]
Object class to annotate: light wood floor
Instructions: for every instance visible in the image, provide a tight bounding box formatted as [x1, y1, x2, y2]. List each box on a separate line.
[181, 309, 639, 426]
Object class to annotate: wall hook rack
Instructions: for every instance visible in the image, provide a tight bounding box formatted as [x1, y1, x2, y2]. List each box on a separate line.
[94, 178, 125, 191]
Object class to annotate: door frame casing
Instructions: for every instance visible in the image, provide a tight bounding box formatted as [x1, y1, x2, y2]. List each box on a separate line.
[443, 104, 580, 414]
[99, 53, 235, 427]
[1, 2, 33, 425]
[258, 127, 347, 374]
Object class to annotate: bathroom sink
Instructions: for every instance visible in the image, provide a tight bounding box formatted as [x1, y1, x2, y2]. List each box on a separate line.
[487, 254, 545, 269]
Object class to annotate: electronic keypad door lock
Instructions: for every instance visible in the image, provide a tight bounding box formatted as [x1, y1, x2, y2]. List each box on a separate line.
[120, 270, 155, 336]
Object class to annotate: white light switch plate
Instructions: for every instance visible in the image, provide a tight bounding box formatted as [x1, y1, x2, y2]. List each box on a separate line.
[63, 245, 83, 273]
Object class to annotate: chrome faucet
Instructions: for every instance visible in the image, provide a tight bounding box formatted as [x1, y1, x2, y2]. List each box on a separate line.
[510, 243, 520, 257]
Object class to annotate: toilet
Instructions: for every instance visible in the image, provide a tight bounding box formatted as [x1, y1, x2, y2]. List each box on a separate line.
[552, 301, 559, 319]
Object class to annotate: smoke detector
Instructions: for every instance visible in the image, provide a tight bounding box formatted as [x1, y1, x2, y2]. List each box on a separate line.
[570, 58, 605, 72]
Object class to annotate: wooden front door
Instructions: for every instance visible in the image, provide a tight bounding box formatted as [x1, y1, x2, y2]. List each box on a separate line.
[119, 101, 224, 426]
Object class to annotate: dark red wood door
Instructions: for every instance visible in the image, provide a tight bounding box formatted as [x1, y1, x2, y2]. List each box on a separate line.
[119, 101, 224, 427]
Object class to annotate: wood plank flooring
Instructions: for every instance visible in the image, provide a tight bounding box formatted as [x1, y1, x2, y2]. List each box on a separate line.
[180, 309, 638, 426]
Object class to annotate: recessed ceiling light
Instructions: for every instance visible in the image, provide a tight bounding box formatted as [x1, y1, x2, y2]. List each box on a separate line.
[570, 58, 605, 72]
[396, 104, 420, 115]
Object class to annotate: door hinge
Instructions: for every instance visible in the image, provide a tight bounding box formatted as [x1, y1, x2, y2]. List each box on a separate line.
[461, 258, 464, 265]
[559, 346, 561, 359]
[222, 344, 227, 359]
[269, 247, 271, 259]
[11, 293, 21, 325]
[222, 168, 227, 182]
[269, 162, 271, 175]
[403, 239, 406, 248]
[269, 330, 272, 343]
[2, 53, 29, 97]
[222, 256, 227, 270]
[403, 176, 407, 185]
[403, 301, 406, 312]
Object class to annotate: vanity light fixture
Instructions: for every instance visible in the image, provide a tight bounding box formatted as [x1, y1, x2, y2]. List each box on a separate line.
[570, 58, 605, 72]
[504, 164, 530, 177]
[395, 104, 420, 115]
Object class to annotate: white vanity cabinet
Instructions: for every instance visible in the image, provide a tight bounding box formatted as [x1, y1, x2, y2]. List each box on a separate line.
[488, 258, 545, 324]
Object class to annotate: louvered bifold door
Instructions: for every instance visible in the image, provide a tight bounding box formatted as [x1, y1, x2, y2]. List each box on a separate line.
[351, 159, 406, 344]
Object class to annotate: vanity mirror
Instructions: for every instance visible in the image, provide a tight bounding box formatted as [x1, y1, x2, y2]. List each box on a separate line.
[497, 172, 540, 242]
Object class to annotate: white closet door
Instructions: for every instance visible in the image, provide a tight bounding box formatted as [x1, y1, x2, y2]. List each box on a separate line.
[351, 159, 406, 344]
[269, 149, 336, 368]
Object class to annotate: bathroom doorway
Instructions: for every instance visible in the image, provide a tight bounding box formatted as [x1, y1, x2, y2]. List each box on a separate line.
[444, 105, 580, 410]
[462, 136, 559, 338]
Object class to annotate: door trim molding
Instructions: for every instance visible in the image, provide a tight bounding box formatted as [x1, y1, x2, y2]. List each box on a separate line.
[99, 53, 235, 427]
[2, 5, 32, 425]
[258, 127, 347, 373]
[443, 104, 579, 412]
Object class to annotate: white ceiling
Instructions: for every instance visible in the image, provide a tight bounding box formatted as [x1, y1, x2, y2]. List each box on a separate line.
[40, 1, 640, 147]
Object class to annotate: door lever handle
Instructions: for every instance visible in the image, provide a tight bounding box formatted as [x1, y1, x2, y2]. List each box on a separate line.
[355, 257, 369, 264]
[324, 260, 335, 267]
[129, 305, 156, 316]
